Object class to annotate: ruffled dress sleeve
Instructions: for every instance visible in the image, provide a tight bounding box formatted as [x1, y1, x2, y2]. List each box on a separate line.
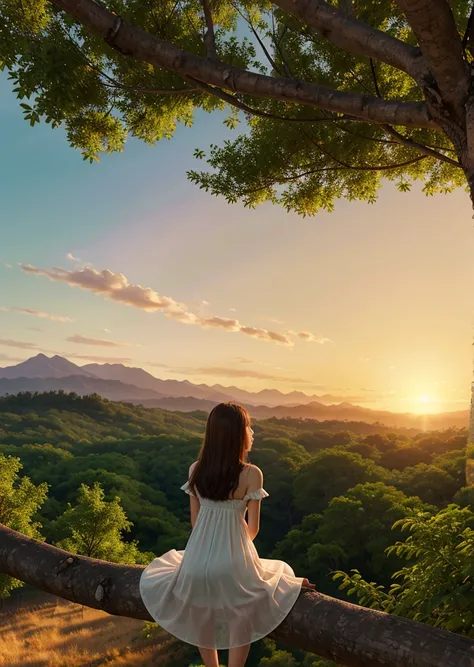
[180, 480, 196, 497]
[243, 488, 269, 501]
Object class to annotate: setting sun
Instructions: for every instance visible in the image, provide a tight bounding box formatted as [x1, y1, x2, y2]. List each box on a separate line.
[419, 395, 431, 404]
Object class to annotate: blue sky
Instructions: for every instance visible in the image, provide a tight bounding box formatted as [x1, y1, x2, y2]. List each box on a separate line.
[0, 72, 473, 414]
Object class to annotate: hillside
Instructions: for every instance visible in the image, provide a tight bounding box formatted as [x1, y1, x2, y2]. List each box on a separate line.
[0, 594, 196, 666]
[0, 355, 468, 430]
[0, 391, 469, 665]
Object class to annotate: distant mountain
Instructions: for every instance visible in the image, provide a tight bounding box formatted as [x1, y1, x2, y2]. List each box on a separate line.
[0, 355, 468, 431]
[137, 396, 469, 430]
[0, 375, 167, 402]
[0, 355, 359, 407]
[0, 354, 96, 380]
[83, 362, 233, 403]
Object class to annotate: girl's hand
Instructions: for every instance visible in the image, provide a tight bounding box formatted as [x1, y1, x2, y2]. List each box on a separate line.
[302, 578, 316, 590]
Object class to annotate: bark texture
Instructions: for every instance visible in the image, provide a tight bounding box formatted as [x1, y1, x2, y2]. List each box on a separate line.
[1, 523, 474, 667]
[49, 0, 435, 129]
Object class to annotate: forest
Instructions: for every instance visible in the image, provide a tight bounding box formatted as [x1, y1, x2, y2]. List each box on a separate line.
[0, 391, 472, 667]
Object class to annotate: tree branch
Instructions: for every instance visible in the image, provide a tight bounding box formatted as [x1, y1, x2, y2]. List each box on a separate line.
[184, 76, 363, 123]
[1, 524, 474, 667]
[48, 0, 437, 130]
[200, 0, 218, 61]
[394, 0, 469, 112]
[462, 5, 474, 56]
[381, 125, 460, 167]
[269, 0, 428, 84]
[368, 53, 458, 167]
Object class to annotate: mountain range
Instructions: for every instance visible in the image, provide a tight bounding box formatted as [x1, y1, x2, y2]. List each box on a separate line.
[0, 354, 469, 431]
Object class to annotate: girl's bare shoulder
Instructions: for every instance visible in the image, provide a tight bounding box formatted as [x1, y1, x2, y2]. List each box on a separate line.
[243, 463, 263, 485]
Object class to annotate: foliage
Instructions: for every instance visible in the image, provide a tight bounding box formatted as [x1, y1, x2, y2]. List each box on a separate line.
[0, 391, 470, 663]
[0, 0, 469, 214]
[293, 448, 391, 515]
[273, 482, 431, 592]
[334, 505, 474, 636]
[54, 481, 146, 563]
[0, 454, 48, 597]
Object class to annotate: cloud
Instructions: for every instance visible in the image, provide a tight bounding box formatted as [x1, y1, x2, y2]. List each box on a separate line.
[1, 261, 12, 269]
[21, 264, 183, 312]
[229, 308, 237, 312]
[183, 366, 313, 384]
[21, 263, 324, 348]
[0, 337, 38, 350]
[234, 356, 253, 364]
[8, 307, 73, 323]
[66, 334, 129, 348]
[0, 353, 25, 362]
[66, 252, 82, 262]
[296, 331, 332, 344]
[241, 327, 292, 345]
[200, 316, 240, 331]
[67, 353, 132, 364]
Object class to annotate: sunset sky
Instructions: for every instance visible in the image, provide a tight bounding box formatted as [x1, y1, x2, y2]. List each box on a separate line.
[0, 73, 473, 415]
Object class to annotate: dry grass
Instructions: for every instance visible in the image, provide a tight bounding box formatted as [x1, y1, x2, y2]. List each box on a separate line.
[0, 595, 188, 667]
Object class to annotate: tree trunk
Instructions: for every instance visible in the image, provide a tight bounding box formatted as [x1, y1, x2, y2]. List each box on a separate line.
[1, 524, 473, 667]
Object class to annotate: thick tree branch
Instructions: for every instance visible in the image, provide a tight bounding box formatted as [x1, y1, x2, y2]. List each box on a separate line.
[368, 54, 458, 167]
[394, 0, 469, 113]
[48, 0, 437, 130]
[200, 0, 218, 61]
[270, 0, 428, 84]
[463, 5, 474, 56]
[184, 76, 360, 123]
[1, 525, 474, 667]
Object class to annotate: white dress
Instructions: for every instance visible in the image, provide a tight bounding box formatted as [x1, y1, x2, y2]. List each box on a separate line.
[139, 481, 303, 649]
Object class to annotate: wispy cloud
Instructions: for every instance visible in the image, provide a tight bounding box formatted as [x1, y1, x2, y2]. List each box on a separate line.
[296, 332, 332, 344]
[234, 356, 253, 364]
[0, 353, 25, 362]
[146, 361, 314, 384]
[66, 334, 129, 348]
[66, 252, 82, 262]
[182, 366, 314, 384]
[0, 261, 12, 269]
[0, 337, 38, 350]
[6, 306, 73, 323]
[67, 353, 132, 364]
[21, 263, 328, 348]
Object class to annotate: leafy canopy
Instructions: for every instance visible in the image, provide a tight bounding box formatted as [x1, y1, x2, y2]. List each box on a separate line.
[54, 481, 145, 563]
[0, 0, 468, 215]
[0, 454, 48, 597]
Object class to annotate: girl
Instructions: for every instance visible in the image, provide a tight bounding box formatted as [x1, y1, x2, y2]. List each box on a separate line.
[140, 402, 306, 667]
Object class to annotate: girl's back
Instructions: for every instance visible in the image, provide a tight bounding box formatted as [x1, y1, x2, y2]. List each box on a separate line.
[139, 402, 303, 665]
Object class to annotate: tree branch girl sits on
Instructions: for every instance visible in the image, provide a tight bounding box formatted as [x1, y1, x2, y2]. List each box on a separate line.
[140, 402, 305, 667]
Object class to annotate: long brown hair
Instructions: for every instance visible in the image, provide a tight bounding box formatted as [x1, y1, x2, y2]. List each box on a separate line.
[190, 402, 251, 500]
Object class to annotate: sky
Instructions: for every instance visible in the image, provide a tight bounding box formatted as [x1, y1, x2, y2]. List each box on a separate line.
[0, 73, 473, 415]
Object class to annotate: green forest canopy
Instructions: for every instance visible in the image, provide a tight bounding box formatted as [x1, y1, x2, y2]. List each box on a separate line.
[0, 392, 473, 666]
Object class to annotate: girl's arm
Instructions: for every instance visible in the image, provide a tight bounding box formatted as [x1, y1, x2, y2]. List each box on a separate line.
[188, 461, 200, 528]
[190, 495, 201, 528]
[246, 466, 264, 540]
